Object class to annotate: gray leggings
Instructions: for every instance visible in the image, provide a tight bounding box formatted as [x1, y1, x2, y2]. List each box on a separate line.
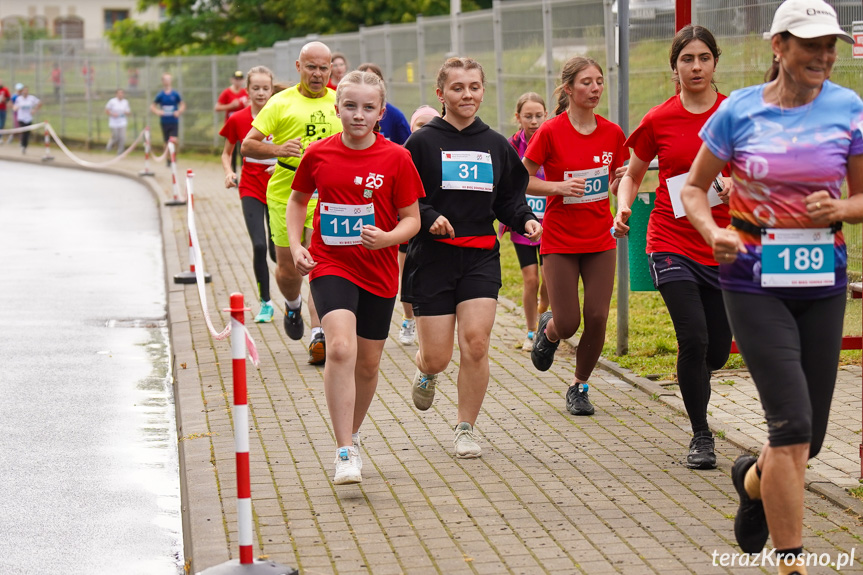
[723, 290, 845, 457]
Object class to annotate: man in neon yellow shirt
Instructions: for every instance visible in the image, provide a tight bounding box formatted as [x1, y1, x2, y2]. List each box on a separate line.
[242, 41, 341, 365]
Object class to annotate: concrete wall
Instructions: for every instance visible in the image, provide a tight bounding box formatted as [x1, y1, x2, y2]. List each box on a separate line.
[0, 0, 160, 42]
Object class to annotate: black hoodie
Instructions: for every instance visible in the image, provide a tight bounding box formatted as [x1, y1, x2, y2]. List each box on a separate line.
[404, 116, 537, 246]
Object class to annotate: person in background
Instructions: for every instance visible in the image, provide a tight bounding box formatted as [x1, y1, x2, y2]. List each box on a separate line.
[243, 41, 341, 366]
[502, 92, 549, 352]
[50, 64, 62, 102]
[6, 83, 23, 144]
[524, 56, 628, 417]
[105, 88, 132, 155]
[220, 66, 280, 324]
[396, 105, 442, 346]
[0, 78, 10, 140]
[356, 63, 411, 145]
[13, 85, 41, 155]
[215, 70, 250, 173]
[613, 25, 732, 470]
[150, 73, 185, 165]
[681, 0, 863, 568]
[327, 52, 350, 90]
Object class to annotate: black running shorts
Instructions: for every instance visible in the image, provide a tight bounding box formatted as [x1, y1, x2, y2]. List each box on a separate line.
[310, 275, 396, 341]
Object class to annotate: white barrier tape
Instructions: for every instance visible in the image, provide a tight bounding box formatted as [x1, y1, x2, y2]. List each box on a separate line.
[45, 124, 145, 169]
[151, 141, 170, 163]
[0, 122, 45, 135]
[184, 175, 260, 366]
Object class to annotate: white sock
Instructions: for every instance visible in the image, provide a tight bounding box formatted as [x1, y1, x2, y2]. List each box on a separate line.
[286, 296, 301, 310]
[310, 327, 323, 343]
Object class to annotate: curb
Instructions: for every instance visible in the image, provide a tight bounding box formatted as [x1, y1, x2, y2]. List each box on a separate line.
[496, 294, 863, 518]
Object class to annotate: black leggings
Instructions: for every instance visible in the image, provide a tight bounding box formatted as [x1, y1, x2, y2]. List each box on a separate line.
[241, 196, 276, 302]
[19, 121, 32, 148]
[723, 291, 845, 458]
[657, 281, 732, 434]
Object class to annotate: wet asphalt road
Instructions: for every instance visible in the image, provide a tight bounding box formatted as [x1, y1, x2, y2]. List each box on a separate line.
[0, 161, 183, 574]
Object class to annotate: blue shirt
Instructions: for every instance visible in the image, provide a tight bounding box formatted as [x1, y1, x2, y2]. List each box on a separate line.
[380, 102, 410, 145]
[154, 90, 182, 125]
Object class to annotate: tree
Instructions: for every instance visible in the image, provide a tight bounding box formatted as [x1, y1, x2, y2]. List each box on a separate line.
[109, 0, 490, 56]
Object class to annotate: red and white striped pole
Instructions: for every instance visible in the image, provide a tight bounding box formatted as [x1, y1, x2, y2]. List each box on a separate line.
[199, 298, 295, 574]
[164, 138, 186, 206]
[139, 127, 155, 176]
[174, 170, 210, 284]
[41, 123, 54, 162]
[230, 292, 253, 564]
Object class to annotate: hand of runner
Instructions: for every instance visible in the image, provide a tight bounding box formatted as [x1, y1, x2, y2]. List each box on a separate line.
[716, 176, 732, 204]
[523, 220, 542, 241]
[612, 206, 631, 238]
[429, 215, 455, 239]
[291, 245, 316, 275]
[276, 137, 303, 158]
[360, 225, 389, 250]
[224, 173, 238, 189]
[805, 190, 837, 226]
[610, 166, 627, 196]
[710, 227, 746, 264]
[555, 178, 584, 198]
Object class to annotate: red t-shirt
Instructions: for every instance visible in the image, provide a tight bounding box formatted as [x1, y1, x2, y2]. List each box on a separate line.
[218, 87, 249, 122]
[219, 106, 271, 203]
[0, 86, 9, 111]
[626, 94, 731, 265]
[292, 133, 425, 298]
[524, 113, 628, 254]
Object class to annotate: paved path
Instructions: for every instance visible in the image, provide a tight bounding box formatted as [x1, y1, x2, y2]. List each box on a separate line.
[6, 142, 863, 574]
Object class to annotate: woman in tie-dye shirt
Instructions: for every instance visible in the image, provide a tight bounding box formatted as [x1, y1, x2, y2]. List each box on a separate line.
[681, 0, 863, 566]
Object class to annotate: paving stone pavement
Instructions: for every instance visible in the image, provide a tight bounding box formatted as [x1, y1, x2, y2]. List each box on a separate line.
[6, 143, 863, 574]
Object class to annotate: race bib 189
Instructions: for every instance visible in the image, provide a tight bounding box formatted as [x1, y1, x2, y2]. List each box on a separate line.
[319, 202, 375, 246]
[761, 228, 835, 287]
[441, 151, 493, 192]
[526, 195, 546, 219]
[562, 167, 609, 205]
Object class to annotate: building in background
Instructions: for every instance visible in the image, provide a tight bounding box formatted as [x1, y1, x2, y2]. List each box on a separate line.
[0, 0, 160, 43]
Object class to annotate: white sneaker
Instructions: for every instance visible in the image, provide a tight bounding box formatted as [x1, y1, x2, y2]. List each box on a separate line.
[411, 368, 437, 410]
[522, 331, 535, 352]
[352, 434, 362, 471]
[398, 318, 416, 345]
[453, 422, 482, 459]
[333, 446, 362, 485]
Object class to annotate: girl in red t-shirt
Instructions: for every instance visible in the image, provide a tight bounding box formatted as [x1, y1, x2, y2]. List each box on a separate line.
[613, 26, 732, 470]
[220, 66, 279, 323]
[523, 56, 628, 417]
[287, 70, 423, 485]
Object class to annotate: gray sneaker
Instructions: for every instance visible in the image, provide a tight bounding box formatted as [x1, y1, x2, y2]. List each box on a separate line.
[411, 369, 438, 410]
[453, 422, 482, 459]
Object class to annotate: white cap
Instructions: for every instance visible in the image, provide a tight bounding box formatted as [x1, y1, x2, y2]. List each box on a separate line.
[14, 83, 23, 91]
[765, 0, 852, 43]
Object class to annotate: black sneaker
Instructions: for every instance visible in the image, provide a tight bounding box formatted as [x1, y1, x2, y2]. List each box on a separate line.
[531, 311, 559, 371]
[731, 455, 769, 553]
[565, 383, 595, 416]
[308, 331, 326, 365]
[686, 432, 717, 469]
[284, 306, 304, 340]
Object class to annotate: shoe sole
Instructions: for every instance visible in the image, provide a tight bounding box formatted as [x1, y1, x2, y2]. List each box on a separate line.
[685, 455, 717, 470]
[255, 316, 274, 323]
[308, 341, 326, 365]
[284, 318, 304, 340]
[568, 406, 595, 416]
[455, 450, 481, 459]
[333, 474, 362, 485]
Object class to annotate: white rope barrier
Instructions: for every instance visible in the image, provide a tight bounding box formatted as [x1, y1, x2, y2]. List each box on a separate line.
[44, 123, 145, 169]
[0, 122, 45, 135]
[184, 171, 260, 365]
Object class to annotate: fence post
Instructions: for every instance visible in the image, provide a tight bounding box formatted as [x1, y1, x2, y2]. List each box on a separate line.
[416, 16, 426, 105]
[616, 0, 631, 356]
[492, 0, 505, 135]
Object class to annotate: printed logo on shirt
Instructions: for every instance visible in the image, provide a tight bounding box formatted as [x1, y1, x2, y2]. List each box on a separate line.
[365, 173, 384, 189]
[354, 176, 363, 185]
[601, 151, 613, 165]
[363, 189, 373, 199]
[593, 156, 600, 163]
[303, 110, 334, 146]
